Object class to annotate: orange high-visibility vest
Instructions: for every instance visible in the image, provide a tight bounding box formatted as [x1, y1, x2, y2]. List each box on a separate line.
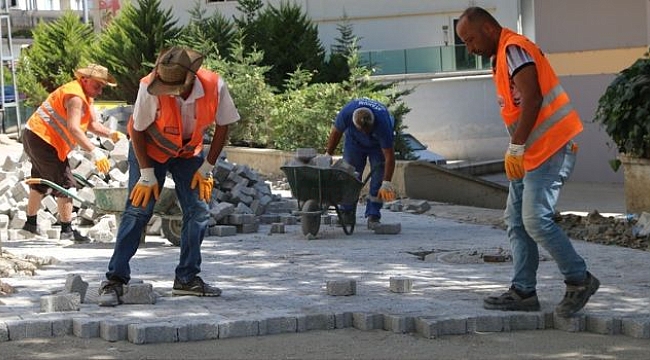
[494, 28, 583, 170]
[129, 69, 219, 163]
[26, 81, 92, 161]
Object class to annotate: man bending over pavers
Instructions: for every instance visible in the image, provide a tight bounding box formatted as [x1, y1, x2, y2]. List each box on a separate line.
[456, 7, 599, 317]
[22, 64, 124, 243]
[324, 98, 397, 230]
[98, 46, 240, 306]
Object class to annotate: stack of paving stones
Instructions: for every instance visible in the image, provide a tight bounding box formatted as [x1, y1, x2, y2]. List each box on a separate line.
[0, 134, 301, 243]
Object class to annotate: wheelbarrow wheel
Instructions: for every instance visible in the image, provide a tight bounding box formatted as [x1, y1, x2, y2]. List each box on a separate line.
[301, 199, 321, 236]
[161, 218, 182, 246]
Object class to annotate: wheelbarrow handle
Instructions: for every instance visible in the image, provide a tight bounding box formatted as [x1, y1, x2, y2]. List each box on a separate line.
[24, 178, 95, 209]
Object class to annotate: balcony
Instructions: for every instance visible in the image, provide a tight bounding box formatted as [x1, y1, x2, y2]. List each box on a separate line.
[360, 44, 491, 76]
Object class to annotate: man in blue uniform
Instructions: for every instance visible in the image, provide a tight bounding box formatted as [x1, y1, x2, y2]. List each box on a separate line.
[325, 98, 396, 229]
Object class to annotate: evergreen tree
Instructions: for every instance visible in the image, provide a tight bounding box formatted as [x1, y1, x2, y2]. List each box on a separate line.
[176, 0, 236, 60]
[235, 0, 326, 91]
[94, 0, 180, 104]
[321, 15, 359, 84]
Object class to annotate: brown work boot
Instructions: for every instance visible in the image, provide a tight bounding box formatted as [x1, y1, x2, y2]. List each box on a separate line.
[555, 272, 600, 317]
[483, 286, 541, 312]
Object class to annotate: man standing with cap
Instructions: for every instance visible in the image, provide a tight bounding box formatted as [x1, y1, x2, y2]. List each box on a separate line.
[22, 63, 123, 243]
[325, 98, 396, 229]
[98, 46, 240, 306]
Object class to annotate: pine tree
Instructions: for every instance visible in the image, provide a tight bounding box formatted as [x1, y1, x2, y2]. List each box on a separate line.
[177, 0, 236, 60]
[94, 0, 180, 103]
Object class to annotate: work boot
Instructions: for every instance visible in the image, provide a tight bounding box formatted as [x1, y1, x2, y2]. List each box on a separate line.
[367, 215, 380, 230]
[483, 286, 541, 312]
[555, 272, 600, 317]
[98, 279, 124, 307]
[60, 229, 91, 244]
[172, 276, 222, 297]
[20, 222, 42, 237]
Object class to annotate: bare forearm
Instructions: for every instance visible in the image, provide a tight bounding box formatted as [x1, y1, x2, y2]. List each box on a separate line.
[87, 120, 113, 138]
[382, 149, 395, 181]
[206, 125, 229, 165]
[130, 130, 153, 169]
[326, 128, 342, 155]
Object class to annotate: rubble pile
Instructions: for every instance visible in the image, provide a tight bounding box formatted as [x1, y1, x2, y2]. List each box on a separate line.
[556, 210, 650, 251]
[0, 135, 297, 243]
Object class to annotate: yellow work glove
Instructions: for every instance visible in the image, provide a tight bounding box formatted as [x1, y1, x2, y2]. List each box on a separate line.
[377, 181, 396, 202]
[129, 168, 160, 208]
[191, 159, 214, 203]
[110, 131, 126, 143]
[90, 147, 110, 174]
[505, 143, 525, 180]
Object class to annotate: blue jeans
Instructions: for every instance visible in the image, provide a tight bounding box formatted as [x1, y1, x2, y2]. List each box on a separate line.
[505, 142, 587, 293]
[106, 143, 210, 284]
[341, 140, 384, 219]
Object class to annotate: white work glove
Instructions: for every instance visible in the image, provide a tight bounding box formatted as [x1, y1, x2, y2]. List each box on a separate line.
[191, 159, 214, 203]
[505, 143, 525, 180]
[90, 147, 110, 174]
[129, 168, 159, 208]
[377, 181, 396, 202]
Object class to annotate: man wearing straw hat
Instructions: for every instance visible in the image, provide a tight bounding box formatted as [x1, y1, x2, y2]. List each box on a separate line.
[22, 63, 124, 243]
[98, 46, 240, 306]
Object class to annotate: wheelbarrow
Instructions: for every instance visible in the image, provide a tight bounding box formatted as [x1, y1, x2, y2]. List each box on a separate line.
[280, 164, 368, 237]
[24, 178, 183, 246]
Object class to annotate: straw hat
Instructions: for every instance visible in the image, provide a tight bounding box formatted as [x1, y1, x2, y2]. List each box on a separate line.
[74, 64, 117, 87]
[148, 47, 204, 96]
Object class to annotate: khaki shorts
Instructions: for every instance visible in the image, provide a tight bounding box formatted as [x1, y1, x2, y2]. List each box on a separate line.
[22, 129, 76, 197]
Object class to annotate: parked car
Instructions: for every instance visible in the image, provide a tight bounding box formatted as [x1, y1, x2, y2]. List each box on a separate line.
[1, 85, 16, 104]
[402, 133, 447, 165]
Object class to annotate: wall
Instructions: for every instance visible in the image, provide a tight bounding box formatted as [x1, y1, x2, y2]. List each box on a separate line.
[380, 72, 507, 162]
[156, 0, 520, 51]
[525, 0, 649, 182]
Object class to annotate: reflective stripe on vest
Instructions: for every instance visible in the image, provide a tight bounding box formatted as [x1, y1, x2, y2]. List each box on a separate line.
[145, 125, 198, 158]
[506, 84, 575, 147]
[25, 80, 92, 161]
[130, 69, 219, 163]
[495, 28, 582, 170]
[36, 101, 76, 150]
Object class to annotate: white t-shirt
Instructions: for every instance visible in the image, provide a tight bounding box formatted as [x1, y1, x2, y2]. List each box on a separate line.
[132, 74, 240, 139]
[505, 45, 535, 107]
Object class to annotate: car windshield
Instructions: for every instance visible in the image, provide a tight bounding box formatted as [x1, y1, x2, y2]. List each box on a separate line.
[404, 134, 427, 150]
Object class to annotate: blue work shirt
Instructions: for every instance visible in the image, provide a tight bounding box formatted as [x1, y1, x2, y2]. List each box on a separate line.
[334, 98, 395, 151]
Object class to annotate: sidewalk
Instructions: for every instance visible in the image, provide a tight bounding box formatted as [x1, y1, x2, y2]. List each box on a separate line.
[0, 134, 645, 344]
[1, 195, 648, 344]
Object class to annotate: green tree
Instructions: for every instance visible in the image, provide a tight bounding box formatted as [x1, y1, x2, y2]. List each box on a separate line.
[235, 0, 264, 24]
[268, 41, 414, 158]
[16, 12, 94, 106]
[94, 0, 180, 104]
[235, 0, 326, 91]
[176, 0, 237, 60]
[320, 14, 358, 83]
[203, 40, 276, 147]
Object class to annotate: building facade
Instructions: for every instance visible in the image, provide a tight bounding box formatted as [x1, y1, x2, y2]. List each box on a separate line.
[9, 0, 650, 182]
